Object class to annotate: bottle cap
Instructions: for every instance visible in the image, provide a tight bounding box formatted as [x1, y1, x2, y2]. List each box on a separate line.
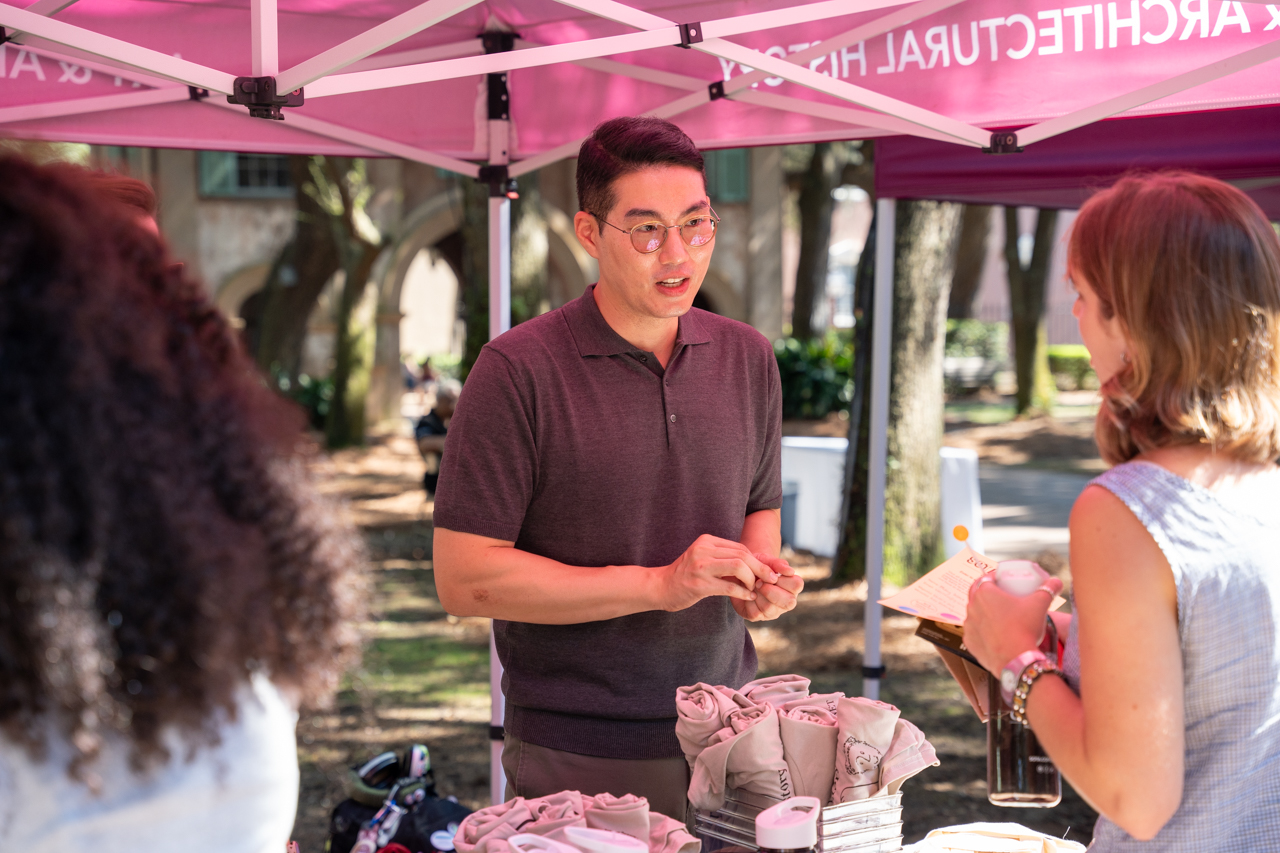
[995, 560, 1047, 597]
[755, 797, 820, 850]
[563, 827, 649, 853]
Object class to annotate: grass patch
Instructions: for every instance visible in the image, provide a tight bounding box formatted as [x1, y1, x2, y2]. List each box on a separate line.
[946, 401, 1016, 424]
[946, 399, 1099, 425]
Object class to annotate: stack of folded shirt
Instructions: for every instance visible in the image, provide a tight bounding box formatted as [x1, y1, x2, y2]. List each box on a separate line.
[675, 676, 939, 811]
[454, 791, 700, 853]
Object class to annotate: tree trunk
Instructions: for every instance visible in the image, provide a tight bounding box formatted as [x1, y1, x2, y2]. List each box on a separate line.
[883, 200, 964, 583]
[323, 157, 387, 448]
[249, 156, 341, 380]
[947, 204, 992, 319]
[325, 243, 382, 448]
[791, 143, 842, 340]
[1005, 208, 1059, 417]
[458, 177, 491, 380]
[832, 200, 963, 584]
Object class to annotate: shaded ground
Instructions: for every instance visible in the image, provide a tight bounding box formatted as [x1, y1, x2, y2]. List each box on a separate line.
[293, 417, 1101, 851]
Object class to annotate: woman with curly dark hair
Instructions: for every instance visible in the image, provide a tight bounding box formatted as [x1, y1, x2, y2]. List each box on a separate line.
[0, 156, 364, 850]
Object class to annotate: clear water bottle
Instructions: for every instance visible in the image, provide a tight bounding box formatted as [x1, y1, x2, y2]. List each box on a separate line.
[986, 560, 1062, 808]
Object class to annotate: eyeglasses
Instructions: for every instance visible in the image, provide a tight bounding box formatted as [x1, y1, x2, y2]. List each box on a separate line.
[594, 209, 719, 254]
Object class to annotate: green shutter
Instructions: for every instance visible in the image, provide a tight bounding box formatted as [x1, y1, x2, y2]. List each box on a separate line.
[198, 151, 238, 196]
[706, 148, 749, 203]
[199, 152, 291, 198]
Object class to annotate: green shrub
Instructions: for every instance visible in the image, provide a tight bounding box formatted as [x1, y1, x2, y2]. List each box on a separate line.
[1047, 344, 1095, 390]
[774, 334, 855, 419]
[271, 367, 335, 431]
[423, 352, 462, 381]
[945, 319, 1008, 361]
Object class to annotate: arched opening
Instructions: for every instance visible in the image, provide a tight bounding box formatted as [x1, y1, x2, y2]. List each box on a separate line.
[400, 246, 462, 366]
[367, 190, 465, 424]
[215, 263, 272, 321]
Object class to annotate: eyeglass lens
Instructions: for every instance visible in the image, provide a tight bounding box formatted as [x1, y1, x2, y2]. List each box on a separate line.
[631, 217, 716, 253]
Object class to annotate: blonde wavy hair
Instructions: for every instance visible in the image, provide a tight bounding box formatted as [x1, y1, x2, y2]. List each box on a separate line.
[1068, 172, 1280, 466]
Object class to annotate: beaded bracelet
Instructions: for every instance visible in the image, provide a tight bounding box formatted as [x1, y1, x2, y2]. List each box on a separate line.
[1010, 658, 1062, 726]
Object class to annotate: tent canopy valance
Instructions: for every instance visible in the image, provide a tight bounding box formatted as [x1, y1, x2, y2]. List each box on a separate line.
[876, 103, 1280, 217]
[0, 0, 1278, 178]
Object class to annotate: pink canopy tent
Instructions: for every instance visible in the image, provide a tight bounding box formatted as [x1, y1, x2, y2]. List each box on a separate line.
[876, 104, 1280, 215]
[2, 0, 1278, 802]
[4, 0, 1280, 169]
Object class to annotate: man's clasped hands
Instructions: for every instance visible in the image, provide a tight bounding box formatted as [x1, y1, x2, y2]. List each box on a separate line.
[663, 534, 803, 622]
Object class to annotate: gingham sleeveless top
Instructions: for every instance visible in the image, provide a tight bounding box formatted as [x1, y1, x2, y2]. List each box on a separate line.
[1062, 460, 1280, 851]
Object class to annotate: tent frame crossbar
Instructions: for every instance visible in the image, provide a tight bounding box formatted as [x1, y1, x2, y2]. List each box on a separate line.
[0, 86, 187, 124]
[730, 89, 961, 144]
[274, 0, 485, 93]
[18, 41, 178, 90]
[305, 25, 682, 96]
[0, 2, 235, 93]
[1018, 35, 1280, 146]
[4, 0, 79, 40]
[717, 0, 968, 95]
[200, 96, 483, 176]
[345, 38, 483, 73]
[548, 0, 972, 142]
[26, 0, 79, 15]
[697, 39, 987, 146]
[509, 0, 977, 173]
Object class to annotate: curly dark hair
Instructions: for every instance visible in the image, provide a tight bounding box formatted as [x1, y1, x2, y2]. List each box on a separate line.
[0, 155, 364, 783]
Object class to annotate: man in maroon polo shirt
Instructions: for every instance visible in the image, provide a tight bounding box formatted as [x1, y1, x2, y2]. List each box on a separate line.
[432, 117, 802, 820]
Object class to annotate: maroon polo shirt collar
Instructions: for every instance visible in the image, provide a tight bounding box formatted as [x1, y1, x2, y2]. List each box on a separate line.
[564, 284, 711, 358]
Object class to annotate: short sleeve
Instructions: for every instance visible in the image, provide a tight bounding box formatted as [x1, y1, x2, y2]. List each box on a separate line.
[746, 343, 783, 514]
[432, 347, 536, 542]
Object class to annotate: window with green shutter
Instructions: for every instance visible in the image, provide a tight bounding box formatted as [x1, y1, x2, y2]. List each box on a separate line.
[704, 148, 749, 203]
[198, 151, 292, 198]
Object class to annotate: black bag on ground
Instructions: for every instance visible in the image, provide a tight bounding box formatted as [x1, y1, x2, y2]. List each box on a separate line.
[326, 745, 473, 853]
[326, 792, 472, 853]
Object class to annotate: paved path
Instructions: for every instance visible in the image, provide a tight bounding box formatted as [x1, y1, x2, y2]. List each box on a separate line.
[977, 465, 1094, 561]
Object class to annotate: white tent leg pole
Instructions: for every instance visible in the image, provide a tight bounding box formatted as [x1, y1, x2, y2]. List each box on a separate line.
[486, 188, 511, 803]
[862, 197, 895, 702]
[488, 194, 512, 340]
[487, 115, 512, 805]
[489, 630, 506, 805]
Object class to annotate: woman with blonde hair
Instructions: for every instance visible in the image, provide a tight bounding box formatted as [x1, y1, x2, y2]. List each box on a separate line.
[965, 171, 1280, 850]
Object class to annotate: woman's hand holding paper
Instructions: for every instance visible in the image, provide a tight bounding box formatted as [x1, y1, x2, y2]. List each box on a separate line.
[963, 571, 1062, 674]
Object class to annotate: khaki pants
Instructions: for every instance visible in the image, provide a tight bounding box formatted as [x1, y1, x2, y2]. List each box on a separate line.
[501, 733, 691, 825]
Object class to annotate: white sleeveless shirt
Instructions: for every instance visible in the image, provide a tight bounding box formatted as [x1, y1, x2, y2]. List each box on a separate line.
[1063, 461, 1280, 851]
[0, 673, 300, 852]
